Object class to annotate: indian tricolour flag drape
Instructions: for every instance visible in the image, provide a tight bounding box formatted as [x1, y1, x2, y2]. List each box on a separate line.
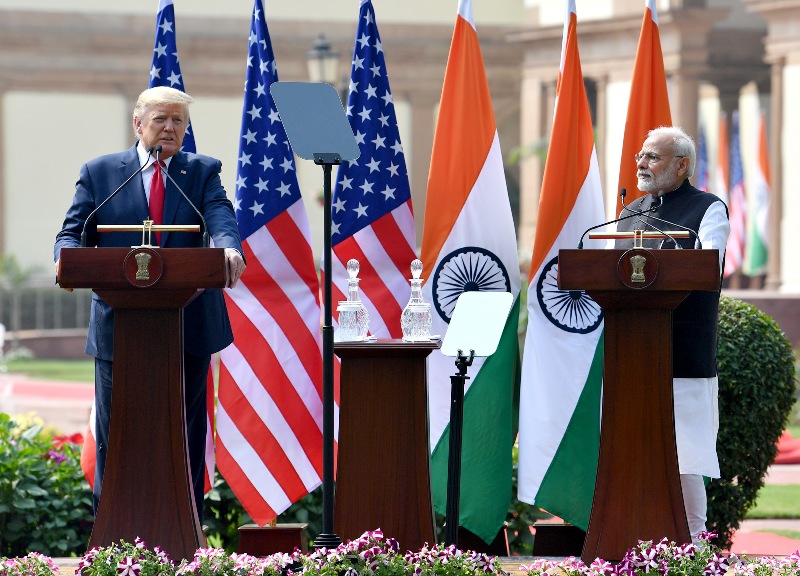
[616, 0, 672, 214]
[744, 111, 770, 276]
[420, 0, 520, 545]
[517, 0, 606, 532]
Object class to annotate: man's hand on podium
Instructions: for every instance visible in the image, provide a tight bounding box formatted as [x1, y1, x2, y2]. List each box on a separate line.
[54, 259, 74, 292]
[224, 248, 246, 289]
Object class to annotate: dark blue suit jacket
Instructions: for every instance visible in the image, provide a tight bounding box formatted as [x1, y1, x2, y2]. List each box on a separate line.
[54, 143, 243, 360]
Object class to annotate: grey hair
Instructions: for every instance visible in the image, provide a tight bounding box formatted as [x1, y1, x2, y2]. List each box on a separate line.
[647, 126, 696, 178]
[132, 86, 193, 132]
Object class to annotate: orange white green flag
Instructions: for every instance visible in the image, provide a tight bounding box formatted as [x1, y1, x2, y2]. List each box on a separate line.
[616, 0, 672, 214]
[420, 0, 520, 545]
[517, 0, 606, 531]
[744, 111, 770, 276]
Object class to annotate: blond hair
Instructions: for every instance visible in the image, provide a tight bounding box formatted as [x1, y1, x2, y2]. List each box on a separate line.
[132, 86, 193, 132]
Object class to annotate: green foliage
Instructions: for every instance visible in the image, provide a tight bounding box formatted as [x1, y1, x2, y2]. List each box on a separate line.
[276, 484, 324, 542]
[202, 474, 252, 552]
[0, 413, 94, 557]
[708, 295, 798, 549]
[507, 445, 548, 555]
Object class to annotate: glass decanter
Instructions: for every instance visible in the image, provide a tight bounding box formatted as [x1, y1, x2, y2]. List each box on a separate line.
[336, 259, 370, 341]
[400, 259, 432, 341]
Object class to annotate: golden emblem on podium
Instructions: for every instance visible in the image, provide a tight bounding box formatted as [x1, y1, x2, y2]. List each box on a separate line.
[630, 254, 647, 283]
[135, 251, 152, 281]
[123, 247, 163, 288]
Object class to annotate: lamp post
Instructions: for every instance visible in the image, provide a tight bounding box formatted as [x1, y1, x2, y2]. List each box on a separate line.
[306, 34, 340, 85]
[306, 34, 347, 103]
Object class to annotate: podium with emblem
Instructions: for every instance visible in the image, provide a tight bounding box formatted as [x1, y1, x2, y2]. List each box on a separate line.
[57, 244, 226, 560]
[556, 247, 721, 563]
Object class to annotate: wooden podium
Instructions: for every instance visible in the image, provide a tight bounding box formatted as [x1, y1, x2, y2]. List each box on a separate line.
[333, 340, 438, 551]
[558, 248, 720, 562]
[58, 246, 227, 561]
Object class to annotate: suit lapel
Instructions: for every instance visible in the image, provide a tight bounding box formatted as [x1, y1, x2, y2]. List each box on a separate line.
[119, 145, 150, 224]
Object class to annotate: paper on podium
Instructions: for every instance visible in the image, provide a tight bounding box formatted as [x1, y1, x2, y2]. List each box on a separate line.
[441, 291, 514, 358]
[270, 81, 360, 162]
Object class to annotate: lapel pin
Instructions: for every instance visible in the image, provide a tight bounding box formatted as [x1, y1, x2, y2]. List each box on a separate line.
[180, 170, 187, 174]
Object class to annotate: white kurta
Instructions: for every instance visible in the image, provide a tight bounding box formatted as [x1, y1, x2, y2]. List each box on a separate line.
[673, 200, 728, 477]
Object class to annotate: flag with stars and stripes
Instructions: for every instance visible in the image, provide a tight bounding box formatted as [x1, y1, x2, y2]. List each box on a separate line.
[330, 0, 417, 338]
[149, 0, 196, 152]
[216, 0, 325, 525]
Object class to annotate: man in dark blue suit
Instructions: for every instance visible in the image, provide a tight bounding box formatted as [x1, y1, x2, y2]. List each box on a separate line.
[54, 86, 245, 522]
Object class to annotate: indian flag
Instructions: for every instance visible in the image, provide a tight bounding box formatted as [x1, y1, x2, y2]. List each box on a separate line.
[744, 111, 770, 276]
[615, 0, 672, 214]
[420, 0, 520, 545]
[517, 0, 606, 531]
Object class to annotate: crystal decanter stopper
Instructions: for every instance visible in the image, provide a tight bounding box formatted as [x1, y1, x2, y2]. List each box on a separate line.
[401, 259, 432, 341]
[336, 258, 370, 341]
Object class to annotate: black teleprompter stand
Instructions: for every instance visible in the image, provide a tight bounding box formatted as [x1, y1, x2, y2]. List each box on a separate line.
[271, 81, 360, 550]
[444, 348, 474, 547]
[439, 291, 514, 549]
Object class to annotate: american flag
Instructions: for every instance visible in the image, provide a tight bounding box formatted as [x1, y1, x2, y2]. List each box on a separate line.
[149, 0, 196, 152]
[330, 0, 417, 337]
[724, 110, 746, 277]
[216, 0, 325, 524]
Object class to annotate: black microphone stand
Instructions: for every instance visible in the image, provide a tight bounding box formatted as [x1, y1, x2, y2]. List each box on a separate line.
[621, 190, 702, 248]
[577, 189, 660, 249]
[154, 145, 210, 247]
[80, 145, 154, 247]
[621, 191, 681, 248]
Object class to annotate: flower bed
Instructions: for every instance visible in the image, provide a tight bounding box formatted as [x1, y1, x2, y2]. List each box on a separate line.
[2, 531, 800, 576]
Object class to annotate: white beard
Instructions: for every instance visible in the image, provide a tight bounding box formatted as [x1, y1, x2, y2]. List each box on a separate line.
[637, 169, 675, 194]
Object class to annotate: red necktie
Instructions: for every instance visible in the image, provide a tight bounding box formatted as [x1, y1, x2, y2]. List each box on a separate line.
[149, 161, 165, 244]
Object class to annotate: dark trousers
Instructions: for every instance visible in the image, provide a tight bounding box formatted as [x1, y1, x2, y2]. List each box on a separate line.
[93, 351, 210, 523]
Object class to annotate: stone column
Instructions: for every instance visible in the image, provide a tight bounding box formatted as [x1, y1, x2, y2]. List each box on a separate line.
[594, 75, 609, 188]
[408, 95, 437, 248]
[0, 85, 6, 255]
[671, 74, 700, 138]
[517, 72, 551, 252]
[765, 57, 783, 290]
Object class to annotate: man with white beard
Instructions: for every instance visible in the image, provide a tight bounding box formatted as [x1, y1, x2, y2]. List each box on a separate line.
[614, 126, 730, 543]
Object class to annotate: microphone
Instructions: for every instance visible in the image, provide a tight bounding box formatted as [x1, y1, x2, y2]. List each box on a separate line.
[621, 189, 702, 249]
[634, 216, 682, 249]
[577, 189, 661, 249]
[154, 145, 209, 247]
[80, 145, 155, 247]
[622, 191, 680, 248]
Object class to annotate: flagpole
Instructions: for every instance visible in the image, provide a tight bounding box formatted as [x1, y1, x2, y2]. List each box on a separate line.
[315, 154, 343, 550]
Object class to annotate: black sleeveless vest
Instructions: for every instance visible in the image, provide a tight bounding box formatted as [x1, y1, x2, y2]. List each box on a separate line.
[614, 180, 726, 378]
